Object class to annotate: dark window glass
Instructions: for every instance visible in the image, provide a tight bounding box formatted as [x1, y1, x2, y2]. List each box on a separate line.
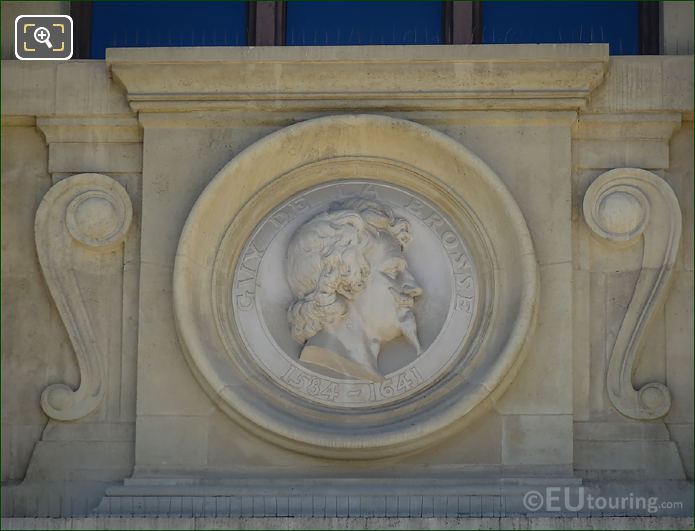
[481, 1, 639, 55]
[286, 1, 443, 46]
[90, 1, 247, 59]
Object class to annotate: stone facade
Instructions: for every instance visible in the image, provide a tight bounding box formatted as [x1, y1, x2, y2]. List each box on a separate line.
[1, 44, 693, 527]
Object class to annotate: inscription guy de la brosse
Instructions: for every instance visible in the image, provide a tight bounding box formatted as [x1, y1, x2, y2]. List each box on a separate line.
[232, 183, 475, 404]
[234, 187, 474, 316]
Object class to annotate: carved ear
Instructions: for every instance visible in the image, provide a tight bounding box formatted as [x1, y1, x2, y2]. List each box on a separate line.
[583, 168, 681, 420]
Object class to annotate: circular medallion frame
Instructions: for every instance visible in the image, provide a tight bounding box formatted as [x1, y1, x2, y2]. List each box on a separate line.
[174, 115, 538, 458]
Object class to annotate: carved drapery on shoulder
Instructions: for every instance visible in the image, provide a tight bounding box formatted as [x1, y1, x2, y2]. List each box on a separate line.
[583, 168, 682, 420]
[35, 173, 133, 421]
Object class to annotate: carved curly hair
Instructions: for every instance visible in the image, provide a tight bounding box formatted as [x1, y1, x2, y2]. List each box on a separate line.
[286, 198, 411, 344]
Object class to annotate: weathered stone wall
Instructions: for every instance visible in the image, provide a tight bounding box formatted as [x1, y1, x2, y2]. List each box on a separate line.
[663, 1, 695, 55]
[1, 62, 139, 490]
[1, 46, 692, 524]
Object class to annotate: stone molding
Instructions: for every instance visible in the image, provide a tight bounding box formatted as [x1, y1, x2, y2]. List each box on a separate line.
[574, 113, 682, 141]
[3, 517, 695, 528]
[106, 44, 608, 113]
[34, 173, 133, 421]
[95, 476, 584, 517]
[35, 117, 143, 179]
[36, 116, 142, 144]
[573, 112, 682, 170]
[583, 168, 682, 420]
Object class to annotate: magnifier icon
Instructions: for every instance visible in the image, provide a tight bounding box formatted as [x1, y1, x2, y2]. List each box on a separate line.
[33, 26, 53, 49]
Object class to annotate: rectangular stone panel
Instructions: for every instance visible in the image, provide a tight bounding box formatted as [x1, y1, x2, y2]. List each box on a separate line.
[574, 139, 669, 169]
[502, 414, 573, 466]
[134, 416, 208, 470]
[497, 263, 573, 415]
[48, 143, 143, 174]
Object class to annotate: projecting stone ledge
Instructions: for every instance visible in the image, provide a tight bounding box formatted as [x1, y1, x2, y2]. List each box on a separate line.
[106, 44, 609, 112]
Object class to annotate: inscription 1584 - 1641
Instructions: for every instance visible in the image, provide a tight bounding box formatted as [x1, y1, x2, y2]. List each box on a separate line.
[231, 181, 478, 407]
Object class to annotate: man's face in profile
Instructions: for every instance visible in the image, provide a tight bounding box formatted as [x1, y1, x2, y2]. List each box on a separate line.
[287, 199, 424, 381]
[350, 231, 423, 353]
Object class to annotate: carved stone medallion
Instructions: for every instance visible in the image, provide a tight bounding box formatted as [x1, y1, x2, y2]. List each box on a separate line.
[233, 182, 477, 407]
[174, 115, 538, 458]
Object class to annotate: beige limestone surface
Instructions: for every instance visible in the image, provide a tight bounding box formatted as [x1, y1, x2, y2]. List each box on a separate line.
[663, 1, 695, 55]
[0, 45, 692, 522]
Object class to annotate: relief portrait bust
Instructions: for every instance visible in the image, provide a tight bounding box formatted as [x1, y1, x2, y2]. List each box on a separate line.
[286, 199, 423, 382]
[175, 115, 537, 456]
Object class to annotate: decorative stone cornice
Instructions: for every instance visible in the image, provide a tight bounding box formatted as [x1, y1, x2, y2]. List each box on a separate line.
[36, 116, 142, 144]
[35, 116, 143, 177]
[574, 112, 682, 141]
[573, 112, 682, 170]
[106, 44, 608, 113]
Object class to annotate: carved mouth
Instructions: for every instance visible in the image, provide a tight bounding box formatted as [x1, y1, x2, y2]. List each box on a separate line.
[389, 287, 415, 308]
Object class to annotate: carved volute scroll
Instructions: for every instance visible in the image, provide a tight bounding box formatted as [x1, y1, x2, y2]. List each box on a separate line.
[583, 168, 682, 420]
[35, 173, 133, 421]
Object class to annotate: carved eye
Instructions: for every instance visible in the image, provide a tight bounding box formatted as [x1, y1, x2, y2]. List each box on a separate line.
[383, 268, 399, 280]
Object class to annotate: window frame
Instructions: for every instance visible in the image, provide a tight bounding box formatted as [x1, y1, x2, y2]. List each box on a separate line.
[71, 0, 255, 57]
[473, 1, 660, 53]
[71, 1, 660, 58]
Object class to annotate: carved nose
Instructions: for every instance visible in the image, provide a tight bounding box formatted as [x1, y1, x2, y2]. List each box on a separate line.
[403, 283, 423, 298]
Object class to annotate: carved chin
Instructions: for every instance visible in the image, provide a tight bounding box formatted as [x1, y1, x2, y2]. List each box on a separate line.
[398, 309, 421, 354]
